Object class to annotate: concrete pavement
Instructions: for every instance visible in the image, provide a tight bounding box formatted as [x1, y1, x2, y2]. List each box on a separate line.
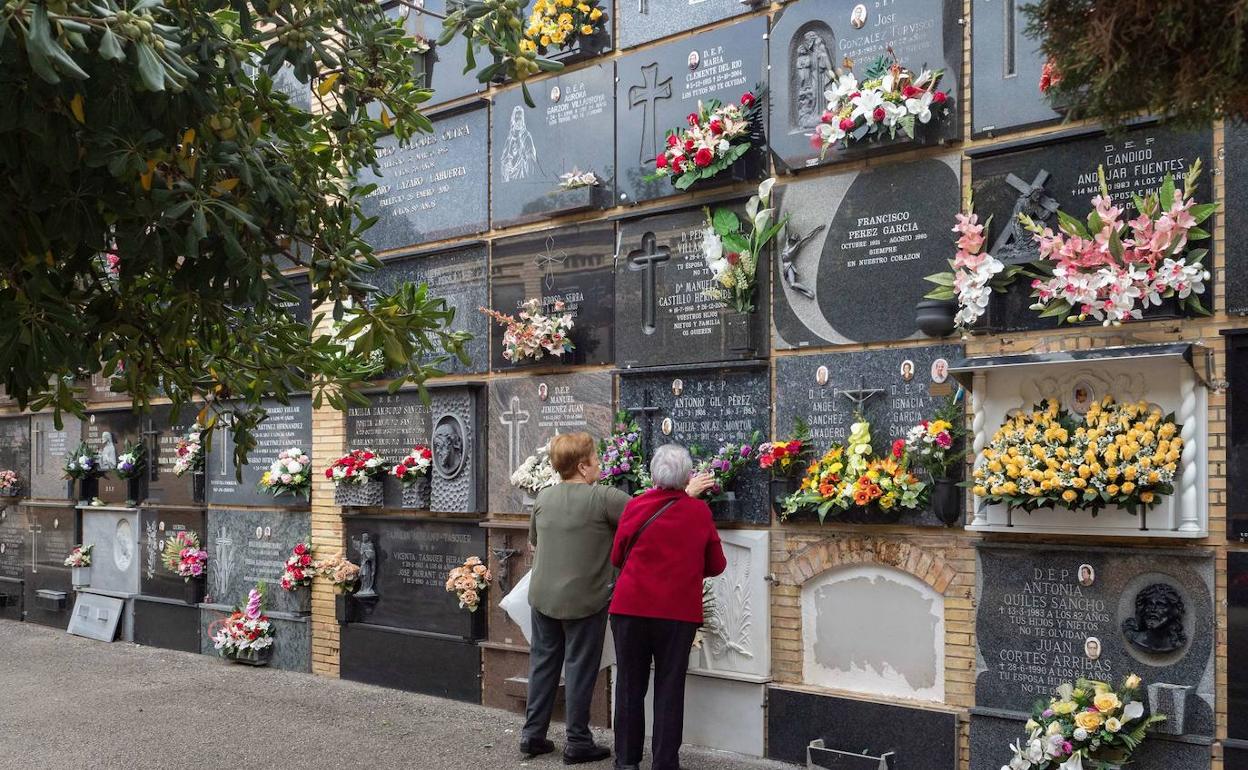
[0, 621, 791, 769]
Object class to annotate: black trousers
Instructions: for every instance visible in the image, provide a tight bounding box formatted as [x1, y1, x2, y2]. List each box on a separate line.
[611, 614, 699, 770]
[523, 607, 608, 748]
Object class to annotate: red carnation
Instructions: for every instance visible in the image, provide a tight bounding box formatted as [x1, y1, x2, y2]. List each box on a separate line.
[667, 133, 679, 148]
[891, 439, 906, 459]
[787, 440, 803, 453]
[655, 153, 668, 170]
[726, 251, 740, 265]
[420, 448, 431, 459]
[294, 543, 308, 556]
[708, 118, 723, 134]
[740, 91, 756, 107]
[872, 106, 886, 122]
[693, 147, 713, 167]
[902, 85, 920, 98]
[839, 117, 854, 131]
[932, 90, 947, 104]
[671, 156, 685, 173]
[820, 111, 834, 124]
[300, 554, 312, 567]
[684, 138, 695, 152]
[687, 112, 700, 127]
[324, 468, 333, 479]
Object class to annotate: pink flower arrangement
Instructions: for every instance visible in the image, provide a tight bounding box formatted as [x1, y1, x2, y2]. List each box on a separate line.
[161, 531, 207, 580]
[0, 469, 19, 495]
[392, 445, 432, 485]
[279, 542, 315, 591]
[647, 90, 763, 190]
[211, 586, 275, 659]
[480, 298, 575, 363]
[1020, 161, 1215, 325]
[446, 555, 491, 612]
[925, 202, 1019, 330]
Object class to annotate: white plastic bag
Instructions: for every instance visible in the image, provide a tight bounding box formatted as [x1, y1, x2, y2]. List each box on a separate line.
[498, 570, 615, 670]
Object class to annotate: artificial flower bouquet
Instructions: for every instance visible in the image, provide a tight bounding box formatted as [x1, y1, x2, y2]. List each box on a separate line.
[972, 397, 1181, 517]
[446, 555, 491, 612]
[258, 447, 311, 499]
[904, 395, 967, 480]
[693, 432, 761, 499]
[1020, 162, 1215, 326]
[511, 441, 560, 496]
[559, 169, 600, 190]
[172, 431, 204, 476]
[64, 442, 102, 480]
[924, 202, 1021, 331]
[0, 469, 20, 496]
[759, 418, 813, 479]
[315, 552, 361, 593]
[279, 542, 315, 591]
[811, 50, 950, 155]
[649, 89, 764, 191]
[212, 587, 275, 663]
[481, 299, 575, 364]
[599, 413, 647, 490]
[325, 449, 388, 486]
[701, 178, 789, 314]
[115, 441, 146, 481]
[521, 0, 608, 56]
[64, 544, 93, 568]
[161, 531, 208, 580]
[391, 445, 433, 485]
[1001, 674, 1164, 770]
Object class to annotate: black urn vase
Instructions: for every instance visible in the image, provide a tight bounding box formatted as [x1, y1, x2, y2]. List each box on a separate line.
[931, 478, 963, 526]
[915, 299, 958, 338]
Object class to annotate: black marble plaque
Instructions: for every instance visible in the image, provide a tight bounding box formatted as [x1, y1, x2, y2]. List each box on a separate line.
[273, 274, 312, 328]
[619, 368, 770, 524]
[615, 17, 767, 204]
[359, 104, 489, 253]
[0, 415, 30, 497]
[970, 125, 1214, 332]
[346, 390, 433, 509]
[491, 222, 616, 370]
[139, 508, 207, 601]
[205, 508, 312, 612]
[372, 245, 490, 375]
[769, 0, 962, 172]
[976, 543, 1215, 737]
[86, 372, 132, 404]
[616, 205, 770, 368]
[132, 596, 202, 652]
[143, 404, 203, 508]
[344, 515, 487, 639]
[0, 503, 25, 579]
[206, 397, 313, 508]
[391, 0, 485, 107]
[970, 0, 1061, 137]
[491, 64, 615, 228]
[1227, 123, 1248, 315]
[617, 0, 758, 49]
[21, 503, 77, 628]
[969, 712, 1212, 770]
[1230, 552, 1248, 740]
[28, 413, 82, 501]
[85, 409, 143, 505]
[487, 372, 614, 513]
[1229, 332, 1248, 540]
[340, 623, 482, 702]
[773, 155, 960, 348]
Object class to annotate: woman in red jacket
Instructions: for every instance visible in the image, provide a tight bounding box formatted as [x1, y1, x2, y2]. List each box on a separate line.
[609, 443, 724, 770]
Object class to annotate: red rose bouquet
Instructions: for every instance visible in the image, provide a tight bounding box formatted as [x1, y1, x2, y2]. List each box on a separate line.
[325, 449, 388, 487]
[648, 89, 764, 191]
[279, 542, 315, 591]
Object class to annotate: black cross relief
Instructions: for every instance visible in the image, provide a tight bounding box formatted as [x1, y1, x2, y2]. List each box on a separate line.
[628, 232, 671, 335]
[629, 63, 672, 165]
[624, 389, 662, 453]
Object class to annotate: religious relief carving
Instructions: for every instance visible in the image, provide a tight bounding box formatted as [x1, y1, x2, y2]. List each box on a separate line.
[701, 543, 755, 665]
[433, 415, 466, 479]
[353, 532, 378, 598]
[114, 518, 134, 571]
[790, 25, 834, 131]
[212, 527, 234, 600]
[627, 232, 671, 335]
[500, 106, 538, 182]
[144, 520, 159, 580]
[1122, 583, 1188, 654]
[628, 63, 673, 165]
[99, 431, 118, 471]
[992, 170, 1060, 265]
[780, 224, 823, 299]
[1022, 367, 1147, 412]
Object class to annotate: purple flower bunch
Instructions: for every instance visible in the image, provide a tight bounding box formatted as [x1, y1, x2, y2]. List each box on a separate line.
[694, 431, 762, 498]
[599, 413, 647, 490]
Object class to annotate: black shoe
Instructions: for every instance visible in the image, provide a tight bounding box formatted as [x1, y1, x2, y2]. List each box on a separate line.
[520, 737, 556, 757]
[613, 765, 640, 770]
[563, 744, 611, 764]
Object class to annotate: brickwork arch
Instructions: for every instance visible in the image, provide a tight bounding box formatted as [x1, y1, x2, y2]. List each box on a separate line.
[783, 536, 958, 596]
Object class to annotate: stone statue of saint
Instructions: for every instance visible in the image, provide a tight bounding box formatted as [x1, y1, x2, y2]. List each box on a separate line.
[793, 31, 833, 129]
[354, 533, 378, 598]
[500, 106, 538, 182]
[433, 418, 465, 478]
[1121, 583, 1187, 654]
[98, 431, 118, 471]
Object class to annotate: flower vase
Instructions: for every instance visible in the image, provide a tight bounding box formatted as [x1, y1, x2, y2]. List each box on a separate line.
[915, 299, 958, 338]
[931, 478, 963, 526]
[401, 476, 431, 510]
[707, 491, 739, 522]
[550, 28, 610, 65]
[724, 311, 756, 358]
[293, 588, 312, 615]
[227, 646, 273, 667]
[0, 487, 19, 498]
[192, 472, 206, 504]
[77, 476, 99, 505]
[335, 479, 384, 508]
[184, 576, 206, 606]
[521, 491, 538, 513]
[335, 593, 355, 625]
[769, 478, 801, 514]
[72, 566, 91, 588]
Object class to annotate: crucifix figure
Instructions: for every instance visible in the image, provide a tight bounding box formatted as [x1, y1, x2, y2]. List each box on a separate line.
[624, 390, 663, 454]
[534, 236, 567, 292]
[780, 224, 824, 299]
[835, 375, 885, 413]
[993, 169, 1060, 265]
[491, 546, 520, 593]
[629, 63, 673, 165]
[499, 396, 531, 474]
[628, 232, 671, 335]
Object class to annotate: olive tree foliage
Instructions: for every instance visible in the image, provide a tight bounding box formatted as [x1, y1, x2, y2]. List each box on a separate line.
[0, 0, 551, 466]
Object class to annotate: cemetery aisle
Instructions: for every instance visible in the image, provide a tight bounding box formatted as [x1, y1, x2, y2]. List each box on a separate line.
[0, 621, 786, 770]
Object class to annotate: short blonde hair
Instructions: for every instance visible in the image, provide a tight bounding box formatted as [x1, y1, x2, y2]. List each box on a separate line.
[549, 432, 597, 480]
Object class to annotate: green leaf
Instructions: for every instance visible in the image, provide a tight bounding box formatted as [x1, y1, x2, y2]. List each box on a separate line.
[1159, 173, 1176, 211]
[98, 27, 125, 62]
[925, 272, 956, 286]
[712, 207, 740, 235]
[1189, 202, 1217, 224]
[135, 42, 167, 92]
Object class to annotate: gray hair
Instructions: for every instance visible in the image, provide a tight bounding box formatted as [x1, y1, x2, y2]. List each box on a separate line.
[650, 444, 693, 490]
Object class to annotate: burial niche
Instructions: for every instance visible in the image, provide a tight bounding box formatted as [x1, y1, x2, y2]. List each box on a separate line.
[801, 563, 945, 702]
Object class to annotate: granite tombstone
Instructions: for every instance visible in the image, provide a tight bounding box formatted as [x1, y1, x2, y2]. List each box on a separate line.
[1226, 123, 1248, 315]
[970, 125, 1214, 332]
[429, 385, 487, 514]
[206, 396, 312, 508]
[616, 205, 770, 368]
[615, 17, 767, 204]
[139, 507, 207, 601]
[619, 368, 770, 523]
[358, 104, 489, 253]
[80, 507, 141, 595]
[1228, 331, 1248, 540]
[769, 0, 962, 171]
[28, 413, 82, 501]
[85, 409, 144, 505]
[490, 222, 616, 370]
[0, 415, 30, 497]
[21, 503, 77, 627]
[345, 390, 433, 509]
[86, 371, 132, 404]
[199, 607, 312, 673]
[974, 544, 1215, 737]
[391, 0, 484, 107]
[371, 245, 490, 375]
[487, 372, 614, 513]
[970, 0, 1061, 137]
[142, 404, 204, 508]
[773, 155, 960, 348]
[343, 515, 487, 638]
[0, 504, 25, 620]
[1229, 552, 1248, 741]
[204, 508, 312, 613]
[491, 64, 615, 228]
[617, 0, 759, 49]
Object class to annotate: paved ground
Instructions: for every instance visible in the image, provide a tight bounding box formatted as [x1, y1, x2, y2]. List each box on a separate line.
[0, 621, 790, 769]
